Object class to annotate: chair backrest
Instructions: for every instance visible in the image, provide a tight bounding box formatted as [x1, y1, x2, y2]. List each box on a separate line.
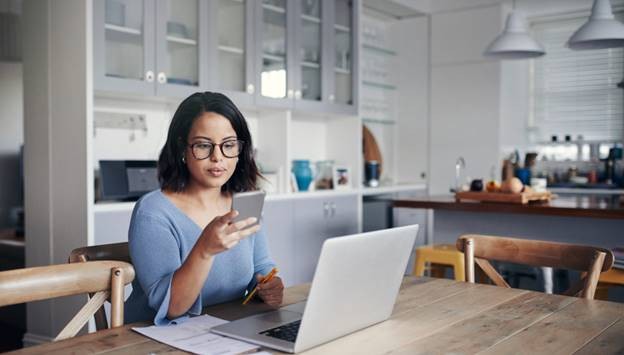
[69, 242, 131, 264]
[456, 234, 614, 300]
[0, 260, 134, 341]
[68, 242, 130, 331]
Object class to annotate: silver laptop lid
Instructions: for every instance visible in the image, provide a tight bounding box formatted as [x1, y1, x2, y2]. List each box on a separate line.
[294, 225, 419, 353]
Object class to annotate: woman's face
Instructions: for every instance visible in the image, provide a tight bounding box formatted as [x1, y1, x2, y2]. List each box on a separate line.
[184, 112, 240, 190]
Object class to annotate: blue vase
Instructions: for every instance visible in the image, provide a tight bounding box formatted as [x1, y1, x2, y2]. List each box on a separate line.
[292, 160, 313, 191]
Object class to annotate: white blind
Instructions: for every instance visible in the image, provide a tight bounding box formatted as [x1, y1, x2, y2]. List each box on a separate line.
[532, 15, 624, 142]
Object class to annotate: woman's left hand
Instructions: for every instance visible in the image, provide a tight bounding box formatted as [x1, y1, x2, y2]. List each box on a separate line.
[256, 274, 284, 308]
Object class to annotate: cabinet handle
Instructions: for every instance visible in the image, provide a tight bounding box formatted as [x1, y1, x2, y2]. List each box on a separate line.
[145, 71, 155, 82]
[330, 202, 336, 217]
[323, 202, 330, 218]
[287, 89, 294, 98]
[295, 90, 302, 100]
[246, 84, 255, 94]
[328, 94, 335, 102]
[157, 72, 167, 84]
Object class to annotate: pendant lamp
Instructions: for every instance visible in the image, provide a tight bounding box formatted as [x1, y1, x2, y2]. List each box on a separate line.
[484, 8, 545, 60]
[568, 0, 624, 50]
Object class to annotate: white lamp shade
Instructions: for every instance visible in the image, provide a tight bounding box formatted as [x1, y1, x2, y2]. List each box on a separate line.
[484, 12, 545, 60]
[568, 0, 624, 50]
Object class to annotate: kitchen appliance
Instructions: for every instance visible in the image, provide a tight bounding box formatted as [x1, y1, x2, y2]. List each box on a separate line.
[98, 160, 159, 201]
[364, 160, 380, 187]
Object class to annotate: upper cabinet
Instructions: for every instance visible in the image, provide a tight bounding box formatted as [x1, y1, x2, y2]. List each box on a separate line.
[328, 0, 358, 114]
[94, 0, 358, 114]
[208, 0, 256, 107]
[255, 0, 291, 108]
[94, 0, 207, 97]
[155, 0, 208, 97]
[254, 0, 359, 114]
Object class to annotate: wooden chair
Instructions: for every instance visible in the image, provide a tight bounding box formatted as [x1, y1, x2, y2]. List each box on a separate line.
[69, 242, 130, 331]
[456, 234, 614, 300]
[0, 260, 134, 341]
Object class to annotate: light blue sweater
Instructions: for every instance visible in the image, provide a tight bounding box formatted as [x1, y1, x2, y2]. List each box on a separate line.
[124, 190, 275, 325]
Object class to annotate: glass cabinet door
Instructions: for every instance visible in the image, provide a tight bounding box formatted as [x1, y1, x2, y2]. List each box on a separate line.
[217, 0, 247, 92]
[95, 0, 155, 93]
[298, 0, 322, 102]
[333, 0, 354, 105]
[158, 0, 200, 87]
[260, 0, 288, 99]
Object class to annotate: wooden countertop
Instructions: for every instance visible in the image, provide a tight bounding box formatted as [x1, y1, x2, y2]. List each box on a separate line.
[394, 194, 624, 219]
[9, 277, 624, 354]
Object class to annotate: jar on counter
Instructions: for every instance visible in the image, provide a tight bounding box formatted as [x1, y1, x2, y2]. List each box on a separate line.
[315, 160, 334, 190]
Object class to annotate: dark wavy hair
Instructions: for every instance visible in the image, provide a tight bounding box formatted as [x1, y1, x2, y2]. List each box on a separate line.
[158, 92, 260, 193]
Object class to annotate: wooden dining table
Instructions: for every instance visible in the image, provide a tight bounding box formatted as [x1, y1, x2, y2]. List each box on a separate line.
[9, 276, 624, 354]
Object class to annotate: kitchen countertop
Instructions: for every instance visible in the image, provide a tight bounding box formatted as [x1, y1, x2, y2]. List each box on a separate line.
[393, 194, 624, 219]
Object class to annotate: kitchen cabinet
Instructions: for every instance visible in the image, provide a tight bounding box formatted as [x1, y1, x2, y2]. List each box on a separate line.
[208, 0, 256, 108]
[94, 0, 208, 97]
[293, 194, 358, 284]
[254, 0, 359, 114]
[94, 0, 358, 114]
[393, 189, 428, 274]
[262, 199, 296, 287]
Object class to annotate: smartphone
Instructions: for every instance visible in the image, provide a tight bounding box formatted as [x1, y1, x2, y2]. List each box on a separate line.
[231, 190, 266, 224]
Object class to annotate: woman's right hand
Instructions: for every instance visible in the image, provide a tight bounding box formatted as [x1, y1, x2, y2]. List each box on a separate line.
[197, 210, 260, 259]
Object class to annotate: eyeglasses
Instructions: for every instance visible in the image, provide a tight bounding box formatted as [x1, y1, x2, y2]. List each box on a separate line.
[188, 140, 244, 159]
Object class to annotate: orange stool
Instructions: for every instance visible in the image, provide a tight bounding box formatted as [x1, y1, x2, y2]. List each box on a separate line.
[413, 244, 465, 281]
[595, 268, 624, 300]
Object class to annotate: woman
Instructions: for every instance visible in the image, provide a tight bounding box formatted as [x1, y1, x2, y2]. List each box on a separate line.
[125, 92, 283, 325]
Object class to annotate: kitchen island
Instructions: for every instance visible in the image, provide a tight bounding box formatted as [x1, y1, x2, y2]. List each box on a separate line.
[394, 194, 624, 220]
[394, 194, 624, 249]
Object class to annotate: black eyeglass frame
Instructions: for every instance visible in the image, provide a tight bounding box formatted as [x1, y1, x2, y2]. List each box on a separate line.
[187, 140, 245, 160]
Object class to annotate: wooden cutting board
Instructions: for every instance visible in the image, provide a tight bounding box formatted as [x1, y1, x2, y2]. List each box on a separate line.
[455, 191, 555, 204]
[362, 124, 383, 175]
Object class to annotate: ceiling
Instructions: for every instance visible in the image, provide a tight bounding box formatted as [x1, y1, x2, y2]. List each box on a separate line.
[364, 0, 621, 18]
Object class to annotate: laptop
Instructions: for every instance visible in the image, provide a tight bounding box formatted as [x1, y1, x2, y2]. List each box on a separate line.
[211, 225, 419, 353]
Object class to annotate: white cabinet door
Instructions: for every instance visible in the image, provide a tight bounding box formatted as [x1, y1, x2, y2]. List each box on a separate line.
[393, 189, 428, 274]
[326, 194, 359, 237]
[293, 194, 358, 284]
[262, 199, 296, 287]
[293, 197, 329, 284]
[94, 209, 133, 245]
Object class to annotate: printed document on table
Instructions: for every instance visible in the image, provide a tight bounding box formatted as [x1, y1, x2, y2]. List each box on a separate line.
[133, 315, 259, 355]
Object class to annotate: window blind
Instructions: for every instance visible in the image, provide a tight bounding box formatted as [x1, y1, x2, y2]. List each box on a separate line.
[531, 15, 624, 142]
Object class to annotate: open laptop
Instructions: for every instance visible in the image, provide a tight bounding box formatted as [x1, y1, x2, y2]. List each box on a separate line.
[211, 225, 419, 353]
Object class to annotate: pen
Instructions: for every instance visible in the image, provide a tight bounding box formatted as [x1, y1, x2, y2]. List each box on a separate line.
[242, 267, 278, 305]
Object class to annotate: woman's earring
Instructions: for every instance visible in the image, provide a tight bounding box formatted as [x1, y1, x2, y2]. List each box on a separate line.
[181, 155, 186, 164]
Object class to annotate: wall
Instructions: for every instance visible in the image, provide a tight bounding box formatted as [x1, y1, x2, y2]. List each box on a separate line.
[0, 62, 23, 228]
[498, 0, 621, 156]
[389, 16, 430, 184]
[429, 4, 504, 194]
[23, 0, 92, 343]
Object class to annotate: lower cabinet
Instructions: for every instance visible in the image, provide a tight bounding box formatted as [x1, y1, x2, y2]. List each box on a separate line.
[93, 193, 360, 288]
[393, 189, 428, 274]
[262, 199, 296, 286]
[263, 194, 359, 286]
[293, 195, 359, 284]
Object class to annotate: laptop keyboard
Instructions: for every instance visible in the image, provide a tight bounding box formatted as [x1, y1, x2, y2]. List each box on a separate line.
[259, 319, 301, 343]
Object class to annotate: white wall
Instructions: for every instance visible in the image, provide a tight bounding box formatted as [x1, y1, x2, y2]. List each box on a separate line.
[389, 16, 430, 184]
[0, 62, 23, 228]
[429, 4, 504, 194]
[23, 0, 92, 343]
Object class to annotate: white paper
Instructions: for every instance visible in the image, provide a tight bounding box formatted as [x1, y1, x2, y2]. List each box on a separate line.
[133, 315, 259, 355]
